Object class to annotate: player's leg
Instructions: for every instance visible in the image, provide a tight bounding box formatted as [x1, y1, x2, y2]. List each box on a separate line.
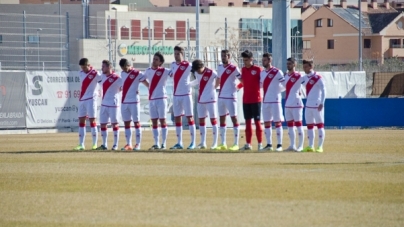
[110, 107, 120, 150]
[315, 107, 325, 152]
[184, 95, 196, 149]
[240, 103, 253, 150]
[273, 103, 284, 152]
[88, 100, 98, 149]
[97, 106, 109, 150]
[293, 108, 304, 152]
[74, 101, 87, 150]
[197, 104, 207, 149]
[227, 100, 240, 151]
[171, 96, 184, 149]
[158, 99, 168, 149]
[304, 108, 315, 152]
[285, 108, 296, 151]
[217, 99, 228, 149]
[253, 102, 263, 150]
[208, 103, 218, 149]
[262, 103, 273, 151]
[133, 103, 142, 150]
[121, 104, 133, 150]
[149, 100, 160, 150]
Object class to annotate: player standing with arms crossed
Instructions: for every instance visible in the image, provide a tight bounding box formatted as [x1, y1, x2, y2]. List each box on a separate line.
[74, 58, 101, 150]
[190, 59, 219, 149]
[216, 50, 242, 151]
[144, 52, 171, 150]
[238, 50, 263, 150]
[283, 57, 305, 152]
[302, 60, 326, 152]
[260, 53, 285, 152]
[119, 58, 149, 151]
[97, 60, 123, 150]
[169, 46, 197, 150]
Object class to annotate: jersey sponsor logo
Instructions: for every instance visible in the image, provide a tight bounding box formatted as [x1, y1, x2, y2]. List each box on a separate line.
[251, 70, 257, 75]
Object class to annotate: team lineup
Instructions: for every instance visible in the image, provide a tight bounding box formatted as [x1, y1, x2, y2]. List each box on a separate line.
[74, 46, 326, 152]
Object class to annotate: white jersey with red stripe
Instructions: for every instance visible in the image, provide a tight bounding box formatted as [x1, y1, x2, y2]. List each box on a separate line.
[144, 67, 170, 100]
[260, 66, 285, 103]
[283, 71, 304, 108]
[302, 71, 326, 108]
[216, 63, 241, 100]
[121, 68, 146, 104]
[79, 68, 101, 101]
[194, 68, 218, 104]
[170, 61, 192, 96]
[100, 73, 122, 107]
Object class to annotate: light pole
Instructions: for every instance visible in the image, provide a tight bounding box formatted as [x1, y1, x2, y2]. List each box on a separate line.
[295, 31, 300, 60]
[112, 7, 117, 69]
[37, 28, 42, 70]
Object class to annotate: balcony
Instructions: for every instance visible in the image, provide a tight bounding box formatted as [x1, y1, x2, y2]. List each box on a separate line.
[388, 45, 404, 57]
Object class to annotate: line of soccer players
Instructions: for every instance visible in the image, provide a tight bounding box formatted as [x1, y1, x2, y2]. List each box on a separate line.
[74, 46, 326, 152]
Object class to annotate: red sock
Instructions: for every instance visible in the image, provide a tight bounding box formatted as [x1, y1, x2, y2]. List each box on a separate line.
[245, 119, 252, 144]
[255, 120, 262, 143]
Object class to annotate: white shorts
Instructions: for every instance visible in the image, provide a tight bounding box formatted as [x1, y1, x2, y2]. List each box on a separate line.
[218, 98, 237, 117]
[173, 95, 193, 117]
[100, 106, 119, 124]
[78, 99, 97, 118]
[285, 107, 303, 122]
[262, 102, 284, 122]
[149, 99, 167, 120]
[305, 107, 324, 124]
[121, 103, 140, 122]
[197, 102, 217, 119]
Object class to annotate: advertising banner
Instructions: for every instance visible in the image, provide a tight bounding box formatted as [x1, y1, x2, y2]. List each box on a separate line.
[0, 72, 26, 129]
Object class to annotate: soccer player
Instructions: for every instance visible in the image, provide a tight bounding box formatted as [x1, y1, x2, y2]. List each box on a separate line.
[169, 46, 196, 150]
[97, 60, 123, 150]
[260, 53, 285, 152]
[119, 58, 149, 151]
[216, 49, 242, 151]
[144, 52, 171, 150]
[284, 57, 305, 152]
[238, 50, 263, 150]
[302, 60, 326, 152]
[190, 59, 219, 149]
[74, 58, 101, 150]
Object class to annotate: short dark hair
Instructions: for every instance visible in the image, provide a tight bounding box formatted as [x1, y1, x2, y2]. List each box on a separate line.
[174, 46, 184, 56]
[302, 59, 313, 67]
[102, 60, 112, 68]
[154, 52, 165, 65]
[221, 49, 230, 56]
[287, 57, 296, 64]
[191, 59, 204, 72]
[262, 53, 272, 60]
[119, 58, 130, 67]
[241, 50, 253, 58]
[79, 58, 89, 66]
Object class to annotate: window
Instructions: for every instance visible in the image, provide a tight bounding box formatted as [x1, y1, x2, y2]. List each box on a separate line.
[0, 35, 2, 44]
[176, 21, 186, 40]
[303, 40, 311, 49]
[327, 39, 334, 49]
[364, 39, 371, 48]
[121, 26, 129, 40]
[131, 20, 141, 39]
[327, 19, 333, 27]
[28, 35, 40, 44]
[390, 39, 400, 48]
[315, 19, 322, 27]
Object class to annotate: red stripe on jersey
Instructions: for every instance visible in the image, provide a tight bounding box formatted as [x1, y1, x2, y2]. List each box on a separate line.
[262, 68, 279, 98]
[218, 64, 237, 97]
[173, 61, 189, 95]
[122, 69, 140, 103]
[198, 68, 214, 102]
[148, 67, 166, 100]
[79, 69, 97, 101]
[306, 74, 321, 97]
[285, 72, 301, 101]
[102, 73, 119, 100]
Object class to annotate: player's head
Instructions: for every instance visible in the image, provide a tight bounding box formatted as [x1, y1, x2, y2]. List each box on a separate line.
[119, 58, 131, 72]
[191, 59, 205, 74]
[241, 50, 253, 67]
[262, 53, 272, 68]
[174, 46, 184, 62]
[153, 52, 165, 68]
[101, 60, 112, 74]
[302, 59, 313, 74]
[79, 58, 90, 73]
[287, 57, 296, 72]
[221, 49, 231, 65]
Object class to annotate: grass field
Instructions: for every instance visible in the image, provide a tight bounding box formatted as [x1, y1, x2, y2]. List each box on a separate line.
[0, 129, 403, 226]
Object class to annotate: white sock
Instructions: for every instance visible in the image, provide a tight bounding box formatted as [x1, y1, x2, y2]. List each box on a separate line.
[101, 129, 108, 147]
[288, 126, 295, 148]
[219, 124, 226, 144]
[113, 127, 119, 146]
[308, 128, 315, 148]
[189, 123, 196, 145]
[176, 125, 183, 145]
[125, 127, 132, 146]
[200, 124, 206, 145]
[135, 126, 141, 146]
[297, 126, 304, 149]
[276, 126, 283, 146]
[79, 125, 85, 146]
[233, 125, 240, 146]
[212, 124, 218, 147]
[152, 127, 159, 145]
[318, 127, 325, 147]
[161, 126, 168, 146]
[265, 127, 272, 145]
[91, 126, 98, 146]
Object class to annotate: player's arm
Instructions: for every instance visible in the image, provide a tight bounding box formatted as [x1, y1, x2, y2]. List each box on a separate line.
[278, 71, 286, 92]
[318, 78, 326, 111]
[188, 79, 199, 87]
